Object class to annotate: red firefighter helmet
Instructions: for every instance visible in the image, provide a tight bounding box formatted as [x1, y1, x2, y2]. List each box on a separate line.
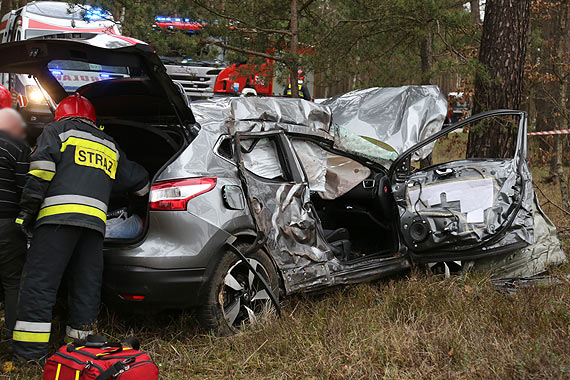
[0, 84, 11, 109]
[55, 93, 96, 123]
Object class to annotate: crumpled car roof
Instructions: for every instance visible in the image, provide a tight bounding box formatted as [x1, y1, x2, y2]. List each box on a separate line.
[191, 96, 331, 134]
[192, 85, 447, 163]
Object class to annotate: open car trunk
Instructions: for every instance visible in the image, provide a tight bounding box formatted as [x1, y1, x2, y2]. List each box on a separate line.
[75, 78, 190, 245]
[0, 37, 195, 243]
[102, 119, 186, 244]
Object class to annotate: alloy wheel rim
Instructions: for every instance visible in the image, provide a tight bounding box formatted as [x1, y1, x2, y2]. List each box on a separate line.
[220, 258, 273, 329]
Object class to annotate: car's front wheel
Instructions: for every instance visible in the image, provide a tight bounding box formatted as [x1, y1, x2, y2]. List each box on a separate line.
[198, 243, 279, 336]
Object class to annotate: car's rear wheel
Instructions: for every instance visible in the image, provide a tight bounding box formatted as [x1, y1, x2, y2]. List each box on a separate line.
[198, 243, 279, 336]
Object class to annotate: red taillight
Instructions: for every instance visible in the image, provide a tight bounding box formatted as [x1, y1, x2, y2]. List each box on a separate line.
[120, 294, 145, 301]
[149, 177, 217, 211]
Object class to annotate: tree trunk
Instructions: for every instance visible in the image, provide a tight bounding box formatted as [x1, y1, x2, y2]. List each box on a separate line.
[556, 80, 569, 209]
[289, 0, 300, 98]
[419, 33, 434, 166]
[556, 1, 570, 209]
[535, 0, 562, 180]
[466, 0, 531, 158]
[419, 33, 433, 84]
[470, 0, 480, 24]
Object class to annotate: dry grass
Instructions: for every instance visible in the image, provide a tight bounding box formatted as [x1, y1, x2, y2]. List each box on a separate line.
[5, 267, 570, 380]
[2, 159, 569, 380]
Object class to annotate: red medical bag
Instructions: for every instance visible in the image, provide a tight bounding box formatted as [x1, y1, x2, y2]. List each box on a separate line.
[43, 336, 158, 380]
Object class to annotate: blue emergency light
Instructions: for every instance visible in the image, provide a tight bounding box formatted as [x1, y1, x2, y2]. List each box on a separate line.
[84, 8, 107, 21]
[50, 70, 63, 76]
[99, 73, 111, 79]
[155, 16, 195, 24]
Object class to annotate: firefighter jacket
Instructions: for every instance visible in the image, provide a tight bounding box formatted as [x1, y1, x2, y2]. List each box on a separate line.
[20, 117, 149, 235]
[285, 83, 312, 100]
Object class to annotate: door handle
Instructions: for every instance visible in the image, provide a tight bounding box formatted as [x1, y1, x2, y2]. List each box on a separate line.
[435, 168, 454, 178]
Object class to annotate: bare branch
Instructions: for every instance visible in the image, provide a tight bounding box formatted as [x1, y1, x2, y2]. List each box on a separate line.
[201, 39, 285, 62]
[299, 0, 317, 14]
[435, 19, 470, 62]
[534, 181, 570, 217]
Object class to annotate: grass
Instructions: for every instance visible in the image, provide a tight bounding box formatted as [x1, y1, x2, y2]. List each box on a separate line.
[5, 267, 570, 379]
[2, 148, 569, 379]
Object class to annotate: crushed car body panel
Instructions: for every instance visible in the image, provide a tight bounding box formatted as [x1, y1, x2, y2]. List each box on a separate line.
[390, 110, 536, 262]
[468, 194, 567, 278]
[185, 97, 565, 293]
[323, 86, 448, 160]
[227, 99, 410, 293]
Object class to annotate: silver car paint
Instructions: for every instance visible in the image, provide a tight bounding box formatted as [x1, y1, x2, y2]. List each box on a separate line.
[104, 99, 257, 271]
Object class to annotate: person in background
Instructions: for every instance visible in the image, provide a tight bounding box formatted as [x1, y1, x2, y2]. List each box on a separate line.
[0, 106, 30, 340]
[284, 70, 312, 100]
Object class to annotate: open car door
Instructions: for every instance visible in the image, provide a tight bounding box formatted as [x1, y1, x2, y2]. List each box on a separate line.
[389, 110, 535, 263]
[234, 130, 332, 294]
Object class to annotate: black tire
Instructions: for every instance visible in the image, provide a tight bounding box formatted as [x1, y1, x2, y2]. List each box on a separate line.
[198, 243, 279, 336]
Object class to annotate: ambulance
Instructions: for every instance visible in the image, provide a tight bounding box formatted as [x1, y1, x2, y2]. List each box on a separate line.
[0, 1, 122, 138]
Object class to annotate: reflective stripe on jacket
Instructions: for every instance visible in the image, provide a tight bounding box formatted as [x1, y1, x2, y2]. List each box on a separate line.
[20, 118, 149, 235]
[286, 84, 305, 98]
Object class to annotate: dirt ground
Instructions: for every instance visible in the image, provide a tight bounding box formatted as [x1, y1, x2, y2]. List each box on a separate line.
[1, 160, 569, 380]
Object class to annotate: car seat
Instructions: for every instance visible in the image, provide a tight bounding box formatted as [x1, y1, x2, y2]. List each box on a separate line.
[323, 228, 351, 262]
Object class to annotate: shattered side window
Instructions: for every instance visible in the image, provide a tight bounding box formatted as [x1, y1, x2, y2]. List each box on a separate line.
[240, 137, 287, 181]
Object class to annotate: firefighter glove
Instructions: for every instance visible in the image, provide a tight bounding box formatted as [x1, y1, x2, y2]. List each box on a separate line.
[15, 211, 34, 238]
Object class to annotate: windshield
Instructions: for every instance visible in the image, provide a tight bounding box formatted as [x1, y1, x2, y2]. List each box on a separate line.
[26, 2, 110, 22]
[48, 60, 131, 92]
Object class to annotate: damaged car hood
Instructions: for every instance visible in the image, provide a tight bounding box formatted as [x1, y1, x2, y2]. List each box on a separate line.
[323, 86, 448, 159]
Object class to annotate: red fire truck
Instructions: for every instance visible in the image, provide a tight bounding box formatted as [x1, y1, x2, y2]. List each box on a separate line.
[153, 16, 313, 99]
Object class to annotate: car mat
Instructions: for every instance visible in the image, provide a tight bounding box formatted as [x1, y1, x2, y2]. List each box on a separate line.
[227, 233, 282, 317]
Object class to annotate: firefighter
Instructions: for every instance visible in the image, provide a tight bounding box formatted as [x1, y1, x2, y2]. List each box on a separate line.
[284, 70, 312, 100]
[0, 108, 29, 340]
[12, 94, 149, 361]
[0, 84, 11, 109]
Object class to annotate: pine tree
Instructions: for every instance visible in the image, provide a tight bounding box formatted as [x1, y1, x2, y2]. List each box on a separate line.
[466, 0, 532, 158]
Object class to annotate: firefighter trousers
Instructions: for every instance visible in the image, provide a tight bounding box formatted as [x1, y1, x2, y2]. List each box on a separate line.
[0, 218, 26, 337]
[13, 224, 103, 360]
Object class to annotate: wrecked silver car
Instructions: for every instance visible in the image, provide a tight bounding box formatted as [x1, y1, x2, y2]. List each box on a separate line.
[110, 85, 567, 335]
[106, 87, 566, 335]
[0, 36, 564, 334]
